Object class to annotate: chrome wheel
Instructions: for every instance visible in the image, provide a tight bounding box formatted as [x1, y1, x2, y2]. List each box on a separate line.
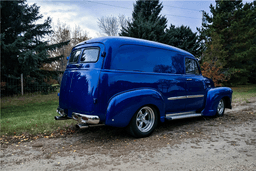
[136, 106, 155, 133]
[217, 99, 225, 115]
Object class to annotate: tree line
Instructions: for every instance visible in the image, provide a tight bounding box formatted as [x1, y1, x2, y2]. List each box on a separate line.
[99, 0, 256, 86]
[1, 0, 255, 96]
[1, 1, 90, 95]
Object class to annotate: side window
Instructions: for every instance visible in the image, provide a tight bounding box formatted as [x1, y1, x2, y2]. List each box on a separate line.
[185, 58, 200, 75]
[80, 48, 99, 63]
[69, 49, 81, 63]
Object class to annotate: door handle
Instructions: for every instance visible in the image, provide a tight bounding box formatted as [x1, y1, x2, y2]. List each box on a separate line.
[187, 78, 192, 81]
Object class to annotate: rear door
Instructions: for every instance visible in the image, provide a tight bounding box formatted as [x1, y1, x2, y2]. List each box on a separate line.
[59, 43, 105, 117]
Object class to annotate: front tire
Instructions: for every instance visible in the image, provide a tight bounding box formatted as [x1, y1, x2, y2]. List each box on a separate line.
[127, 106, 158, 138]
[216, 98, 225, 117]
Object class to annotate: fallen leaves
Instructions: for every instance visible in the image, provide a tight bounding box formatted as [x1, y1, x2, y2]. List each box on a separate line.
[0, 127, 78, 145]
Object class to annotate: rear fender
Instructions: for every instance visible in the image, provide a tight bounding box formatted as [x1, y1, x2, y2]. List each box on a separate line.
[105, 89, 165, 127]
[202, 87, 233, 116]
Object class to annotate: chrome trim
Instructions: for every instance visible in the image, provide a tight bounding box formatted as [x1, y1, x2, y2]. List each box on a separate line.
[166, 111, 196, 117]
[76, 123, 105, 129]
[186, 95, 204, 99]
[168, 96, 187, 100]
[55, 107, 72, 120]
[170, 113, 202, 120]
[168, 95, 204, 100]
[55, 115, 71, 120]
[56, 107, 66, 117]
[72, 112, 100, 125]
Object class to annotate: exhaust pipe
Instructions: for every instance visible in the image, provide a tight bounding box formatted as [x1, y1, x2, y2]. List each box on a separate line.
[55, 116, 71, 120]
[76, 123, 89, 129]
[76, 123, 105, 129]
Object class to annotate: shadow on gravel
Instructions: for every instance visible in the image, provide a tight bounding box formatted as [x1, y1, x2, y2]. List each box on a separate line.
[70, 107, 255, 146]
[73, 116, 218, 143]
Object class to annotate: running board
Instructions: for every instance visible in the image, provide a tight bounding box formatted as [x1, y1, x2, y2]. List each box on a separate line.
[166, 112, 202, 120]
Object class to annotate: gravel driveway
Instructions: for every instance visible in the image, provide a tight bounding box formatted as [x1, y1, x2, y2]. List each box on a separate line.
[1, 98, 256, 171]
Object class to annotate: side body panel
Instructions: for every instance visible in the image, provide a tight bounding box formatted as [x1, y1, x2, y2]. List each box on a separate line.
[97, 70, 188, 124]
[202, 87, 233, 116]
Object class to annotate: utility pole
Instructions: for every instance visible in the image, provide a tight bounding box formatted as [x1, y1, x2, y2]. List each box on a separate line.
[200, 10, 205, 25]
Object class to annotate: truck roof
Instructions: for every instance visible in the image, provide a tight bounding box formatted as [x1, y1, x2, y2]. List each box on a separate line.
[75, 36, 194, 57]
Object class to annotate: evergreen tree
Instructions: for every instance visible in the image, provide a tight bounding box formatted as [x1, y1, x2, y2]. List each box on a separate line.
[166, 24, 200, 57]
[198, 0, 256, 85]
[119, 0, 167, 43]
[1, 1, 69, 95]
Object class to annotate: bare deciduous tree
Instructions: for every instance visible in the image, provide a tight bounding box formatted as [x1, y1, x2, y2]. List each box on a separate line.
[48, 21, 71, 71]
[98, 16, 119, 36]
[72, 25, 90, 45]
[98, 15, 130, 36]
[118, 14, 130, 30]
[47, 21, 90, 72]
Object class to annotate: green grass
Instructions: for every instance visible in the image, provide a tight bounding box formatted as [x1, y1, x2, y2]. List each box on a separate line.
[231, 84, 256, 103]
[1, 84, 256, 136]
[1, 93, 76, 136]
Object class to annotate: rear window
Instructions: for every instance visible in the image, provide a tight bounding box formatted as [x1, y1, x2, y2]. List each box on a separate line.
[80, 48, 99, 63]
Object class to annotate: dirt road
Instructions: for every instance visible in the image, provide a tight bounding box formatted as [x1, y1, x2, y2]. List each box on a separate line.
[1, 98, 256, 171]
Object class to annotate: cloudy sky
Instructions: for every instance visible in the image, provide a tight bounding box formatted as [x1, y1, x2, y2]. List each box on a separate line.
[27, 0, 253, 38]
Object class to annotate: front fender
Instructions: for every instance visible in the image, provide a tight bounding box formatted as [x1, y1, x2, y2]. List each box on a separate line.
[105, 89, 165, 127]
[202, 87, 233, 116]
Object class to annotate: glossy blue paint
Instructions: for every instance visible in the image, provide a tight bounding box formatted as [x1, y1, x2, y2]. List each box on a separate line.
[105, 89, 165, 127]
[202, 87, 233, 116]
[59, 43, 105, 119]
[97, 70, 194, 119]
[58, 36, 232, 129]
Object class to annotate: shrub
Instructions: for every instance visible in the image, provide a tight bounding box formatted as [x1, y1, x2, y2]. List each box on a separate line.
[201, 62, 228, 87]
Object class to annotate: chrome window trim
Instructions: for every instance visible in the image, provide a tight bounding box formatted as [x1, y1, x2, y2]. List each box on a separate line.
[168, 95, 204, 100]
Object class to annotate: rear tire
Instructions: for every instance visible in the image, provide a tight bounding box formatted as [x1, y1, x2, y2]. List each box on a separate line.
[126, 106, 158, 138]
[216, 98, 225, 117]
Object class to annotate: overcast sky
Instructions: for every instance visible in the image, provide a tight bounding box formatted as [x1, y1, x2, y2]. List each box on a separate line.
[27, 0, 253, 38]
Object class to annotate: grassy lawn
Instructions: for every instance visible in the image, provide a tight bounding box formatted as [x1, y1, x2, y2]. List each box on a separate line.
[1, 84, 256, 136]
[231, 84, 256, 103]
[1, 93, 76, 136]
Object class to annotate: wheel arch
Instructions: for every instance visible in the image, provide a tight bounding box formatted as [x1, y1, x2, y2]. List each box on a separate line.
[105, 88, 165, 127]
[202, 87, 232, 116]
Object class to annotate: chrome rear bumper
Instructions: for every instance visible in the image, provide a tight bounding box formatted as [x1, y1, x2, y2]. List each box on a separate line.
[55, 107, 103, 129]
[72, 112, 100, 125]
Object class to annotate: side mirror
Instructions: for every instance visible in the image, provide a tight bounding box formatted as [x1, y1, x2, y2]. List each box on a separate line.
[66, 56, 70, 60]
